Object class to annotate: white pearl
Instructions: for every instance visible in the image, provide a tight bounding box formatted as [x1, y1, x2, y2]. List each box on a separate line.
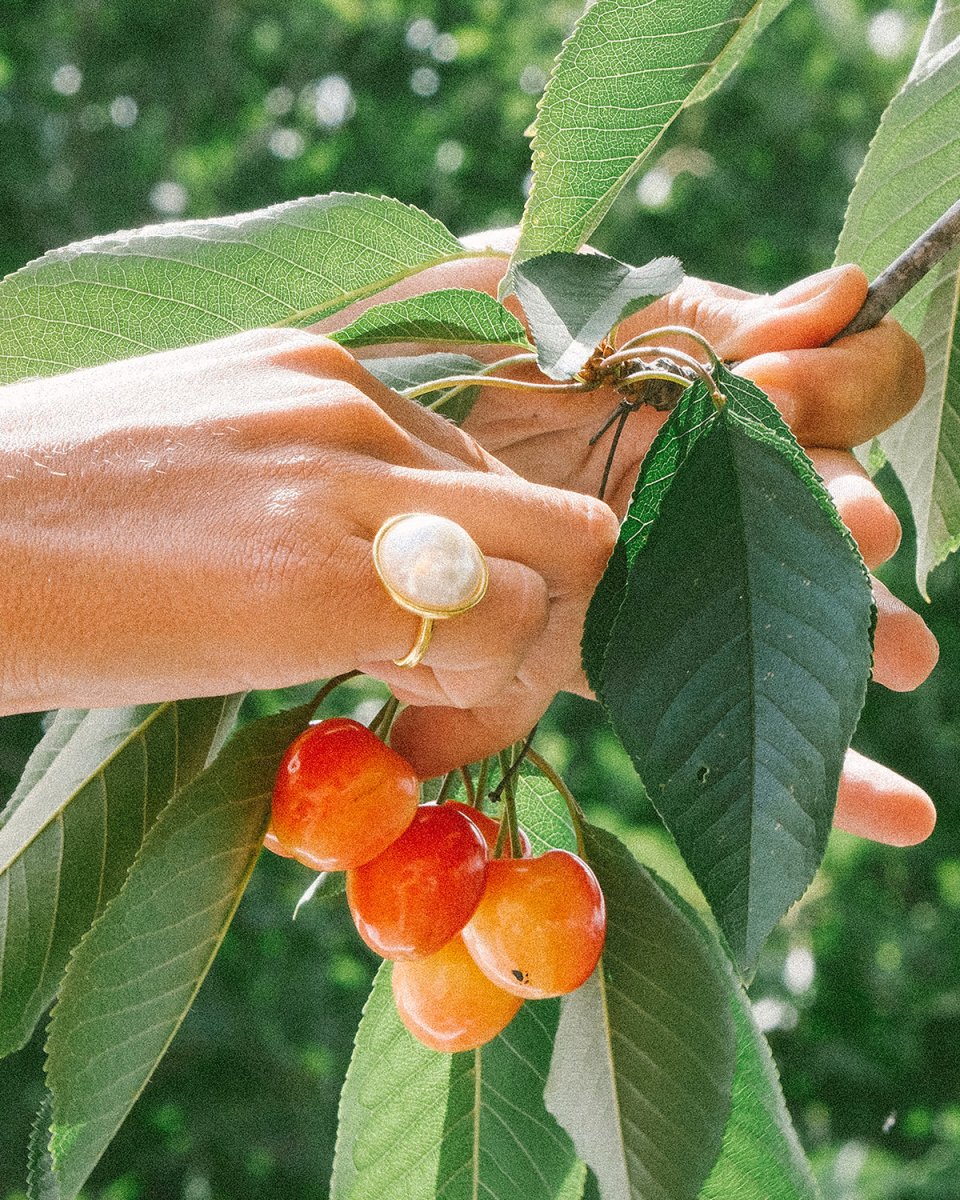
[376, 514, 486, 614]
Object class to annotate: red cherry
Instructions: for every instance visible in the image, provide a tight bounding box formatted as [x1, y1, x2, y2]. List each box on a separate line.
[347, 805, 488, 960]
[462, 850, 605, 998]
[392, 936, 522, 1052]
[440, 802, 532, 856]
[271, 718, 419, 871]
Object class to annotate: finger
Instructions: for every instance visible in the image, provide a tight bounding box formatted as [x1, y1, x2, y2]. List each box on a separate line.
[806, 449, 902, 570]
[267, 330, 510, 474]
[872, 577, 939, 691]
[737, 318, 925, 447]
[834, 748, 936, 846]
[328, 536, 551, 683]
[390, 689, 553, 779]
[620, 265, 868, 359]
[351, 467, 620, 594]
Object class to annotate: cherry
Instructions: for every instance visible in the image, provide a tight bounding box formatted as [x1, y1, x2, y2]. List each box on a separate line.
[392, 935, 522, 1052]
[271, 717, 419, 871]
[441, 801, 531, 856]
[462, 849, 605, 998]
[347, 804, 488, 959]
[262, 826, 295, 859]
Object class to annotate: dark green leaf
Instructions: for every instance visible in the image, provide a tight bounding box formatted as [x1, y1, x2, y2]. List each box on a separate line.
[545, 825, 735, 1200]
[331, 962, 585, 1200]
[0, 193, 472, 383]
[835, 7, 960, 592]
[512, 252, 682, 379]
[513, 0, 797, 265]
[0, 696, 241, 1059]
[363, 351, 487, 424]
[600, 369, 873, 968]
[40, 701, 314, 1199]
[329, 288, 531, 350]
[583, 379, 721, 693]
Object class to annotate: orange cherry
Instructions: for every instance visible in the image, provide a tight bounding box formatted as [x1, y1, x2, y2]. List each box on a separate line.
[271, 718, 419, 871]
[262, 826, 296, 859]
[347, 804, 488, 960]
[392, 936, 522, 1052]
[462, 850, 605, 998]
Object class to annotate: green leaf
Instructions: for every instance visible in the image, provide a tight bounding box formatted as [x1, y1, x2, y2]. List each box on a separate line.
[545, 825, 736, 1200]
[512, 253, 683, 379]
[329, 288, 531, 351]
[686, 0, 794, 106]
[27, 1091, 57, 1200]
[699, 985, 820, 1200]
[648, 877, 819, 1200]
[513, 761, 578, 854]
[39, 700, 314, 1200]
[599, 368, 873, 969]
[835, 7, 960, 592]
[0, 695, 241, 1059]
[512, 0, 796, 265]
[0, 193, 474, 383]
[331, 962, 585, 1200]
[364, 352, 488, 424]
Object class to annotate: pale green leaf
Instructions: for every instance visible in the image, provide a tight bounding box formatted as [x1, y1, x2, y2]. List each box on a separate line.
[329, 288, 531, 350]
[835, 7, 960, 591]
[40, 701, 314, 1199]
[513, 252, 683, 379]
[545, 825, 735, 1200]
[27, 1091, 57, 1200]
[331, 962, 585, 1200]
[513, 0, 794, 265]
[0, 696, 241, 1059]
[598, 370, 873, 968]
[0, 193, 474, 383]
[513, 761, 578, 854]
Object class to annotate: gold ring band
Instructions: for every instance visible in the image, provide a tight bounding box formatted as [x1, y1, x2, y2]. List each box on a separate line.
[372, 513, 489, 669]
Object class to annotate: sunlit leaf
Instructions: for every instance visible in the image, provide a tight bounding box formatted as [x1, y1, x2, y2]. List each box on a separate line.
[597, 369, 873, 968]
[39, 701, 314, 1199]
[512, 0, 798, 266]
[0, 193, 475, 383]
[835, 6, 960, 591]
[513, 252, 682, 379]
[329, 288, 531, 350]
[331, 963, 585, 1200]
[0, 696, 241, 1059]
[545, 825, 735, 1200]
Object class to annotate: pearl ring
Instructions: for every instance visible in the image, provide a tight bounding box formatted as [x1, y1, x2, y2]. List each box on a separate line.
[372, 513, 489, 668]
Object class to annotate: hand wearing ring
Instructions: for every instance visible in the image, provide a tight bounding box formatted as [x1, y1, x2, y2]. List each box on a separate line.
[373, 513, 489, 668]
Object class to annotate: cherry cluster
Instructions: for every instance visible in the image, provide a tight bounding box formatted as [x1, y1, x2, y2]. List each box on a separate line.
[266, 717, 607, 1052]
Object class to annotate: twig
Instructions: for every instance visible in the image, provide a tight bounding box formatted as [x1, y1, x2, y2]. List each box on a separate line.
[831, 197, 960, 341]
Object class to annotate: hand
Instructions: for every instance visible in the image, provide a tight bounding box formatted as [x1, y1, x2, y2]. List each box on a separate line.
[321, 247, 939, 843]
[0, 329, 617, 764]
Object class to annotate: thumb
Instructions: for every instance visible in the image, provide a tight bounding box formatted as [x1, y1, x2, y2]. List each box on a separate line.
[632, 264, 869, 361]
[719, 264, 869, 360]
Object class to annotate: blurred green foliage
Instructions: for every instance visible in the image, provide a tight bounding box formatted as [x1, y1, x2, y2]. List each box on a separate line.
[1, 0, 957, 1197]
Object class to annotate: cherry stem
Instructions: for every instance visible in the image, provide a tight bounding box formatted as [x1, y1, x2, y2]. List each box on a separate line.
[308, 670, 362, 720]
[597, 405, 633, 502]
[488, 725, 538, 807]
[459, 765, 477, 806]
[526, 749, 587, 859]
[434, 770, 457, 804]
[616, 324, 721, 367]
[368, 693, 400, 740]
[404, 373, 590, 402]
[605, 344, 720, 398]
[475, 757, 491, 808]
[494, 749, 523, 859]
[421, 352, 539, 411]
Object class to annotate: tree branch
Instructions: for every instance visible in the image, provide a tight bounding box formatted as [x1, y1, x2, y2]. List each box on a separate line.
[831, 197, 960, 341]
